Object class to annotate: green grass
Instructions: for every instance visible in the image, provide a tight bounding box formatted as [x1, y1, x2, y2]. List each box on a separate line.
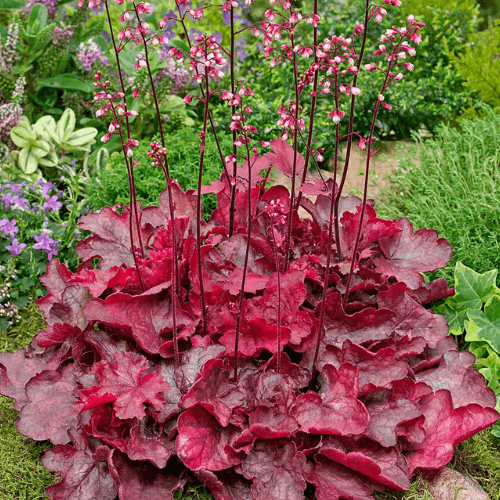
[377, 106, 500, 285]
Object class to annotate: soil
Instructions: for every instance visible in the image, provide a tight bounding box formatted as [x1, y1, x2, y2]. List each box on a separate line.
[271, 140, 414, 205]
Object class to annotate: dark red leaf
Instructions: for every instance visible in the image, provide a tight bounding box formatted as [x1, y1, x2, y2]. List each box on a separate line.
[320, 292, 396, 348]
[77, 205, 148, 270]
[181, 359, 245, 426]
[82, 351, 168, 420]
[373, 218, 452, 288]
[304, 455, 374, 500]
[377, 282, 449, 348]
[17, 364, 83, 445]
[241, 441, 307, 500]
[415, 349, 497, 409]
[406, 390, 499, 475]
[362, 391, 422, 447]
[176, 406, 244, 471]
[42, 433, 117, 500]
[83, 292, 192, 355]
[319, 341, 408, 396]
[0, 347, 67, 411]
[261, 139, 304, 178]
[109, 450, 185, 500]
[319, 437, 410, 490]
[126, 419, 175, 468]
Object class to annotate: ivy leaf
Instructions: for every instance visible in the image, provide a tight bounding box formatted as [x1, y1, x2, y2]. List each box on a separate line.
[465, 294, 500, 353]
[440, 262, 499, 335]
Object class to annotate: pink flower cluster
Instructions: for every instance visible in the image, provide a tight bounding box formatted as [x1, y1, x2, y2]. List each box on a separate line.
[77, 39, 109, 72]
[0, 22, 19, 74]
[53, 25, 75, 47]
[0, 77, 25, 144]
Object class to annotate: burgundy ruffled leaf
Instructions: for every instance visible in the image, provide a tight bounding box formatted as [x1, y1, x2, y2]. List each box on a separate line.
[362, 391, 423, 447]
[319, 341, 408, 396]
[86, 404, 130, 453]
[82, 351, 168, 420]
[17, 364, 83, 445]
[414, 349, 497, 409]
[194, 469, 253, 500]
[319, 437, 410, 490]
[378, 282, 449, 348]
[126, 419, 175, 468]
[76, 205, 148, 270]
[0, 346, 67, 410]
[241, 441, 307, 500]
[109, 450, 186, 500]
[261, 139, 304, 178]
[83, 292, 191, 355]
[176, 406, 244, 471]
[320, 293, 396, 349]
[406, 390, 499, 475]
[38, 260, 91, 328]
[373, 218, 452, 289]
[175, 345, 226, 395]
[304, 455, 374, 500]
[292, 392, 369, 436]
[42, 433, 117, 500]
[181, 359, 245, 426]
[339, 204, 400, 259]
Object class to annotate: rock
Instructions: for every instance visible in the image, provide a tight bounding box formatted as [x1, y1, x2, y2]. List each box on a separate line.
[425, 467, 490, 500]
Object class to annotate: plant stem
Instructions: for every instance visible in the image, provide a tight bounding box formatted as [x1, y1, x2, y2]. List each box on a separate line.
[333, 0, 371, 262]
[295, 0, 319, 211]
[133, 1, 181, 359]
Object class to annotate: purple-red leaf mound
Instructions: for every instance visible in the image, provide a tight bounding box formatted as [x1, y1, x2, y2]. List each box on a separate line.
[0, 172, 497, 500]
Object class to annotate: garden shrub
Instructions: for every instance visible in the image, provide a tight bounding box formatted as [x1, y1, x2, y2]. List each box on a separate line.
[447, 19, 500, 107]
[292, 0, 480, 140]
[379, 106, 500, 284]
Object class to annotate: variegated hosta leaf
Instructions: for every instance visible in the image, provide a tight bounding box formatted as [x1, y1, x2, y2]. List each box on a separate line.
[64, 127, 98, 148]
[57, 108, 76, 141]
[33, 115, 57, 136]
[10, 125, 35, 148]
[37, 151, 58, 167]
[31, 140, 51, 158]
[18, 147, 39, 174]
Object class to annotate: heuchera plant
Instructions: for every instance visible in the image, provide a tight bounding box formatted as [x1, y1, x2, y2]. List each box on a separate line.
[1, 0, 498, 499]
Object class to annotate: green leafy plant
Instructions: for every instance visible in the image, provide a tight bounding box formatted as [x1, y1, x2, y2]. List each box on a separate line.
[447, 19, 500, 108]
[436, 262, 500, 437]
[8, 109, 97, 178]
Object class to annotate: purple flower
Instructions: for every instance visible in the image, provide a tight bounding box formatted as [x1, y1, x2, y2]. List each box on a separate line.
[33, 231, 59, 260]
[43, 195, 63, 213]
[1, 192, 17, 210]
[0, 218, 19, 238]
[6, 238, 26, 257]
[41, 181, 55, 199]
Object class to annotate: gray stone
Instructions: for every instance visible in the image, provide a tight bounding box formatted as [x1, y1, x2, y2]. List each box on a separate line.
[425, 467, 490, 500]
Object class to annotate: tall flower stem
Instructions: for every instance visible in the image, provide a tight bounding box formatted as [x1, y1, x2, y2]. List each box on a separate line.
[283, 12, 302, 272]
[174, 5, 231, 186]
[233, 133, 253, 382]
[194, 63, 211, 337]
[133, 1, 181, 360]
[342, 65, 394, 309]
[333, 0, 371, 262]
[295, 0, 319, 211]
[103, 0, 144, 291]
